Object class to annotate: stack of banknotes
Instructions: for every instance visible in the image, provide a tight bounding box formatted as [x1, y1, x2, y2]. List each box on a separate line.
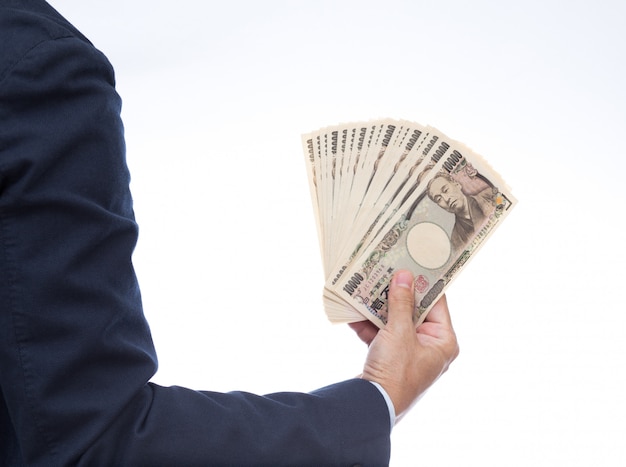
[302, 118, 516, 328]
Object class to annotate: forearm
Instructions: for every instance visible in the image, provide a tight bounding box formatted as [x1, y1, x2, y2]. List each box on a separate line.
[79, 380, 390, 466]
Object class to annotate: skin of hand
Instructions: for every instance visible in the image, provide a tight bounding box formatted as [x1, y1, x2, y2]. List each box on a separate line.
[350, 270, 459, 421]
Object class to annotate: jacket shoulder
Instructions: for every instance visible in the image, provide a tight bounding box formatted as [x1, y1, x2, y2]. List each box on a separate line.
[0, 1, 91, 84]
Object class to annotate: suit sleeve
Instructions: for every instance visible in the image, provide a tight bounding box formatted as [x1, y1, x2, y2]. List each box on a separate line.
[0, 32, 390, 467]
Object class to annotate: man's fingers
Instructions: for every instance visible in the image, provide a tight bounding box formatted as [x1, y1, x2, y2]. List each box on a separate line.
[417, 294, 459, 361]
[423, 294, 453, 328]
[349, 320, 379, 345]
[386, 270, 416, 332]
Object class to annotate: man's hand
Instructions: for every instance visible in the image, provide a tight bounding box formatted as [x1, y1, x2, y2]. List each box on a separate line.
[357, 270, 459, 421]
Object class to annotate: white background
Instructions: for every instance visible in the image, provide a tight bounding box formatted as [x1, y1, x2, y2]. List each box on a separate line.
[52, 1, 626, 465]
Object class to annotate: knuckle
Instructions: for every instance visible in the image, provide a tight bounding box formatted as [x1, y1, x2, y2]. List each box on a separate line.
[446, 336, 460, 361]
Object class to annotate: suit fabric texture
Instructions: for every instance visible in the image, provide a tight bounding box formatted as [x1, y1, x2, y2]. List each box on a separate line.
[0, 1, 391, 465]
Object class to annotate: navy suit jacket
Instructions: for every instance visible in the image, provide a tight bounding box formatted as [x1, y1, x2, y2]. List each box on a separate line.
[0, 1, 391, 465]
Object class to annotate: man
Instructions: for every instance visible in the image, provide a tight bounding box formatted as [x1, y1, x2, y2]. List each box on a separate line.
[0, 1, 458, 465]
[427, 172, 496, 251]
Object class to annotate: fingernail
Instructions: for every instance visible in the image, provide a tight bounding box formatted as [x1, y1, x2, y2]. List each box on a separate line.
[394, 270, 413, 289]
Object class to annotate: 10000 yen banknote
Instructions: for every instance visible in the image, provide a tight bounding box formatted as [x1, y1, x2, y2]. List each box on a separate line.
[330, 144, 515, 327]
[303, 119, 516, 328]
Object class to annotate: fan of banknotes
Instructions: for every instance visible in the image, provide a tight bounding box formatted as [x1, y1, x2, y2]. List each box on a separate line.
[302, 118, 516, 328]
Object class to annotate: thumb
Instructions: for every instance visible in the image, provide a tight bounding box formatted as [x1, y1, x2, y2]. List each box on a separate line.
[386, 270, 416, 332]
